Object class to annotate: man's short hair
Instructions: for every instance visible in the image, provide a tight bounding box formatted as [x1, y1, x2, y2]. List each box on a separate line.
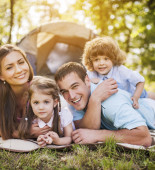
[55, 62, 87, 82]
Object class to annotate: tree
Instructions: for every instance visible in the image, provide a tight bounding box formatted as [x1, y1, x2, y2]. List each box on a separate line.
[72, 0, 155, 81]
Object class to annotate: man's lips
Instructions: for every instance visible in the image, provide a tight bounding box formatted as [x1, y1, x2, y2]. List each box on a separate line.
[71, 97, 82, 104]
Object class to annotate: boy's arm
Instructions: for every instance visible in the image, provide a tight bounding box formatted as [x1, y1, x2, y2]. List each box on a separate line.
[74, 78, 118, 129]
[132, 82, 145, 109]
[72, 126, 152, 147]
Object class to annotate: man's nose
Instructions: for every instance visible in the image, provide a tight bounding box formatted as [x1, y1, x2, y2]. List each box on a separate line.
[69, 90, 76, 99]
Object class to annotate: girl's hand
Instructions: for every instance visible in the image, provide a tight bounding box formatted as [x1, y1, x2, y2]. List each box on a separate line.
[47, 131, 60, 144]
[131, 96, 139, 109]
[37, 135, 47, 147]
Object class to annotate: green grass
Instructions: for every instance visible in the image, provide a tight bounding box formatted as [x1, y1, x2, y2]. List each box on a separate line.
[0, 141, 155, 170]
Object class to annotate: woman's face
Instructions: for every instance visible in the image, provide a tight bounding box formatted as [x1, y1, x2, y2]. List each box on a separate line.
[0, 51, 30, 87]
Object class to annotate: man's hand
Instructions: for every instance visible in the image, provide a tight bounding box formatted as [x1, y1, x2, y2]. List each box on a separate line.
[72, 129, 98, 144]
[30, 124, 51, 138]
[92, 78, 118, 103]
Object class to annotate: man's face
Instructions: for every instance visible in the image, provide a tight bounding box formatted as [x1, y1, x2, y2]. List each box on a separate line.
[57, 72, 91, 111]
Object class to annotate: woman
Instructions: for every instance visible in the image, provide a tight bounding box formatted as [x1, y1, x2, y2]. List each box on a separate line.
[0, 44, 50, 139]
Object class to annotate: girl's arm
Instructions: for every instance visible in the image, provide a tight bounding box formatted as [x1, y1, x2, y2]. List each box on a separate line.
[131, 82, 145, 109]
[48, 123, 73, 145]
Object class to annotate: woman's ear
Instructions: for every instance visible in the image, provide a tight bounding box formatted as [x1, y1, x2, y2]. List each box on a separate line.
[54, 99, 59, 108]
[0, 75, 5, 81]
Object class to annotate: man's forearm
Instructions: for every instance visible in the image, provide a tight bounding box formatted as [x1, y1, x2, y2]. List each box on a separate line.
[75, 95, 101, 129]
[96, 126, 152, 147]
[72, 126, 152, 147]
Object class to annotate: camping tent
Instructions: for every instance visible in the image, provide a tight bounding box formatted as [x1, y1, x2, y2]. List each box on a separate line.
[17, 21, 97, 76]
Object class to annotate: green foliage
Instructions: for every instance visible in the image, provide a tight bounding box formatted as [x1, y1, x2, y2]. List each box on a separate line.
[72, 0, 155, 82]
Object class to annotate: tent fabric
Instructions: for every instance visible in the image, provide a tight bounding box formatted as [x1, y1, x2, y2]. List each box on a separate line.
[17, 21, 97, 76]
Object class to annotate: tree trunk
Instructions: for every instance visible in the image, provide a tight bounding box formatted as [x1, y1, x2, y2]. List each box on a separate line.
[8, 0, 14, 43]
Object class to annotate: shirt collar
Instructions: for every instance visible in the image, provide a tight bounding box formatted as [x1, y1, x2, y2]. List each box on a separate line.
[37, 115, 54, 128]
[97, 67, 114, 79]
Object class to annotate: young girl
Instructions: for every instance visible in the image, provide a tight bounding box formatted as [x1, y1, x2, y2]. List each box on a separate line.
[82, 36, 155, 109]
[19, 76, 73, 146]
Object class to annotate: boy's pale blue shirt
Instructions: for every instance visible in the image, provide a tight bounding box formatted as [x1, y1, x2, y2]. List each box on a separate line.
[87, 65, 148, 98]
[68, 81, 155, 130]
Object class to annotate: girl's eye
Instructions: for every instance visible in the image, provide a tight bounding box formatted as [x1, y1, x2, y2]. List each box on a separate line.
[34, 101, 38, 104]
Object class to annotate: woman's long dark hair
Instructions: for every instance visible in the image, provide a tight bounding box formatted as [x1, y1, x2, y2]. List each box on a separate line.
[18, 76, 62, 139]
[0, 44, 34, 139]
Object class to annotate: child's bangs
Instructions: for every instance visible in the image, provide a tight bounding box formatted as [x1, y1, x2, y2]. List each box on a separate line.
[90, 46, 106, 58]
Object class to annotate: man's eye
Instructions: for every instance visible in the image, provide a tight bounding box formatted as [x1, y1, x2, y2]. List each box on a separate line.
[6, 67, 12, 70]
[72, 85, 78, 89]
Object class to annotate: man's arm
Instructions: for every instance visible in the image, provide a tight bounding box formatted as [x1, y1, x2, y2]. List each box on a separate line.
[75, 78, 118, 129]
[72, 126, 152, 147]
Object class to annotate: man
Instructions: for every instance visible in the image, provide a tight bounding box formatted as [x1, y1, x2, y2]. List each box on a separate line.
[55, 62, 154, 147]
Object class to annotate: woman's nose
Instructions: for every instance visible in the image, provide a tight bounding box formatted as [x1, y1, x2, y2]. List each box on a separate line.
[15, 65, 22, 73]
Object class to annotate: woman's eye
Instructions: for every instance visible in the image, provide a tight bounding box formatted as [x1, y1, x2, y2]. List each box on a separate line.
[19, 61, 25, 64]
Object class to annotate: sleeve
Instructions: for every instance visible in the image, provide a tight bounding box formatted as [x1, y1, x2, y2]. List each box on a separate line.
[67, 104, 85, 121]
[59, 107, 73, 128]
[119, 65, 145, 86]
[87, 70, 99, 79]
[113, 103, 147, 130]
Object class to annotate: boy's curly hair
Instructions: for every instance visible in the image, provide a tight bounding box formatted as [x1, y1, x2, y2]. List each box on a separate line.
[82, 36, 126, 71]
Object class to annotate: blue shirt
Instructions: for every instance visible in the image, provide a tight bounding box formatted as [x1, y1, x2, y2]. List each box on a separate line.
[68, 81, 155, 130]
[87, 65, 148, 98]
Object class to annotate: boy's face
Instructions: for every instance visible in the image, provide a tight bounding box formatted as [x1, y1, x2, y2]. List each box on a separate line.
[92, 55, 113, 75]
[57, 72, 91, 111]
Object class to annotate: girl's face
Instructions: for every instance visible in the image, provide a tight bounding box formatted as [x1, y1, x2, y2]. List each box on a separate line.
[0, 51, 30, 87]
[30, 90, 58, 123]
[92, 55, 113, 75]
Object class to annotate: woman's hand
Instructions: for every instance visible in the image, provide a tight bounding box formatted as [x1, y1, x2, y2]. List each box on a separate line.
[30, 124, 51, 138]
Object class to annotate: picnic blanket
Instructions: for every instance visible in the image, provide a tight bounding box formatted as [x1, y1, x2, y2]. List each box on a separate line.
[0, 130, 155, 153]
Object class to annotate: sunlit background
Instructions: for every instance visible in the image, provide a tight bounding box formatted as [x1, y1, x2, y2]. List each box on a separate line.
[0, 0, 155, 91]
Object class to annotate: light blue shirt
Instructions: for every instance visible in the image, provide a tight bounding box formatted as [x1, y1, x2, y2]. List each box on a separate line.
[68, 81, 155, 130]
[87, 65, 148, 98]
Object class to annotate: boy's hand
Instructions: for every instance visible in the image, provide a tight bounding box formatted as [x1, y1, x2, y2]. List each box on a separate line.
[47, 131, 60, 145]
[91, 78, 100, 84]
[131, 96, 139, 109]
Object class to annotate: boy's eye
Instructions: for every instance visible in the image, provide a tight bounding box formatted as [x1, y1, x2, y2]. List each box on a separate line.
[19, 61, 25, 64]
[72, 85, 78, 89]
[44, 101, 49, 104]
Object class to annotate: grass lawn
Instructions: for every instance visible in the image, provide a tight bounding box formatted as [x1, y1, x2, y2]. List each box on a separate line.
[0, 140, 155, 170]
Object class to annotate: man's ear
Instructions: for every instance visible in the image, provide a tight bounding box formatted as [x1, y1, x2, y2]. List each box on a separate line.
[84, 75, 91, 87]
[54, 99, 59, 108]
